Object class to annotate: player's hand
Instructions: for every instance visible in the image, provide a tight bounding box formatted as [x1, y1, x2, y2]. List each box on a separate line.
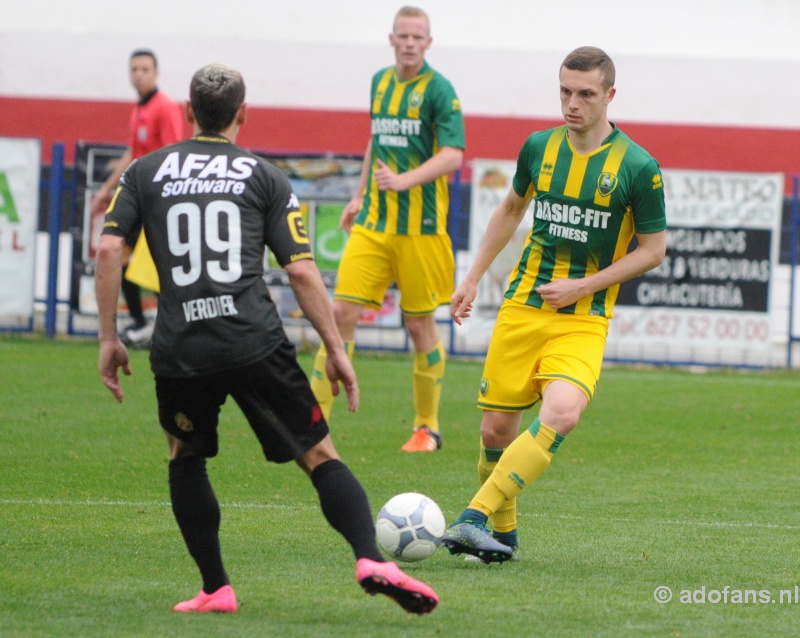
[535, 278, 587, 309]
[339, 197, 362, 234]
[98, 339, 132, 403]
[91, 188, 113, 216]
[374, 160, 406, 192]
[325, 348, 360, 412]
[450, 279, 478, 326]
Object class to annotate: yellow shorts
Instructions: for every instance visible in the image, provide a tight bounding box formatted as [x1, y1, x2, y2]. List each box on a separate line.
[478, 299, 609, 411]
[334, 225, 454, 315]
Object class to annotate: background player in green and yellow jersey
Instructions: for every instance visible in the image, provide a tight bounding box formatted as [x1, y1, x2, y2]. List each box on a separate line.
[310, 6, 465, 452]
[441, 46, 667, 562]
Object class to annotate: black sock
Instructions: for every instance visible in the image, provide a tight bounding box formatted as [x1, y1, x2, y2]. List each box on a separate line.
[168, 456, 229, 593]
[310, 460, 384, 562]
[121, 266, 145, 326]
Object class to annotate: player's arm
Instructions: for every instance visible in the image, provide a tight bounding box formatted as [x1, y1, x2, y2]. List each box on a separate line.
[340, 140, 373, 233]
[95, 233, 132, 402]
[451, 187, 531, 324]
[91, 149, 133, 215]
[536, 230, 667, 309]
[285, 259, 360, 412]
[373, 146, 463, 192]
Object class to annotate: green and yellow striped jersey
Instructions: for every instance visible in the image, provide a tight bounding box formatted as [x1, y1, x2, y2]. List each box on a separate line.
[508, 125, 666, 317]
[355, 61, 465, 235]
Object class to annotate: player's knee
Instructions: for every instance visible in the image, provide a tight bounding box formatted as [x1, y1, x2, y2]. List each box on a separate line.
[540, 381, 588, 435]
[332, 301, 363, 332]
[297, 436, 340, 474]
[547, 413, 580, 436]
[540, 406, 582, 436]
[479, 411, 520, 448]
[164, 430, 194, 461]
[404, 315, 437, 349]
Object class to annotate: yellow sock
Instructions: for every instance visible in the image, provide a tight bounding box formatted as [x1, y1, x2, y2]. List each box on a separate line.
[478, 440, 517, 533]
[309, 341, 354, 421]
[469, 418, 564, 516]
[412, 341, 445, 433]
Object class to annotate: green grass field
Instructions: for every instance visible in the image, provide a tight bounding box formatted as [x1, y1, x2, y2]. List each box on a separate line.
[2, 334, 800, 637]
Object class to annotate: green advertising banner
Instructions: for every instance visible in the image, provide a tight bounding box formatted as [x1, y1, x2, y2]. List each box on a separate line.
[313, 203, 347, 271]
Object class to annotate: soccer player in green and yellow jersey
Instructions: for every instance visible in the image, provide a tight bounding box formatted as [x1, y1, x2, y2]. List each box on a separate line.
[442, 46, 667, 563]
[310, 5, 465, 452]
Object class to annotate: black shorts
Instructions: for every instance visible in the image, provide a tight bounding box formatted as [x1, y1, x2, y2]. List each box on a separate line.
[155, 339, 329, 462]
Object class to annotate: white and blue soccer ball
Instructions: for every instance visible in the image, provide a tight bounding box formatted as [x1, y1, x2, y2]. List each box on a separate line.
[375, 492, 446, 562]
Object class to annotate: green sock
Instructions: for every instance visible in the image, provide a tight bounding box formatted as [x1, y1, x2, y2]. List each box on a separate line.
[493, 530, 518, 547]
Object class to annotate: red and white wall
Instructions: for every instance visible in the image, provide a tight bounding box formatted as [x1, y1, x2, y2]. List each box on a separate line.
[2, 0, 800, 185]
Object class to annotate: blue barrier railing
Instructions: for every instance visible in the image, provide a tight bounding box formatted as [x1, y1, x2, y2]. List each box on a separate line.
[789, 176, 800, 368]
[44, 142, 65, 338]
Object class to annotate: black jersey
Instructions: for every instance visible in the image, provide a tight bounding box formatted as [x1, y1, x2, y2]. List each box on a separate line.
[102, 134, 312, 378]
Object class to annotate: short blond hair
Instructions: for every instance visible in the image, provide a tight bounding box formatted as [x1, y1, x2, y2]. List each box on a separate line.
[393, 6, 430, 33]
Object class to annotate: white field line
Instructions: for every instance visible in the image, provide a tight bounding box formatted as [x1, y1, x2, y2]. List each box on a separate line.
[2, 498, 799, 531]
[0, 498, 308, 510]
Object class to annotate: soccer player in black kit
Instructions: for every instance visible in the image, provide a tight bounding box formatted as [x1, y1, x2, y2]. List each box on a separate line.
[95, 63, 438, 615]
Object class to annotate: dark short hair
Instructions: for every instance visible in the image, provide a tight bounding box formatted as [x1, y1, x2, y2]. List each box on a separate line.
[189, 64, 246, 134]
[130, 49, 158, 69]
[561, 46, 615, 90]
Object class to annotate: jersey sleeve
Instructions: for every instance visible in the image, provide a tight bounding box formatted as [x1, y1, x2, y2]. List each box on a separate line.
[102, 161, 142, 241]
[512, 136, 536, 198]
[260, 166, 314, 266]
[630, 159, 667, 234]
[429, 76, 465, 150]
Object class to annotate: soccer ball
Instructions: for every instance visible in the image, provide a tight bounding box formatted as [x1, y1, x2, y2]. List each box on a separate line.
[375, 492, 446, 562]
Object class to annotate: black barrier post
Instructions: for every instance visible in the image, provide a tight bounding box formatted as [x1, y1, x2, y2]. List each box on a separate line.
[45, 143, 64, 338]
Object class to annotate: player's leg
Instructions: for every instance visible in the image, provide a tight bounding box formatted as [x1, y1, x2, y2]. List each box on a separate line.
[465, 411, 523, 562]
[445, 312, 608, 563]
[490, 313, 608, 516]
[233, 345, 438, 614]
[442, 301, 543, 561]
[401, 313, 445, 451]
[295, 435, 383, 561]
[297, 436, 438, 614]
[395, 234, 454, 452]
[442, 409, 523, 562]
[156, 374, 237, 613]
[310, 300, 359, 419]
[470, 386, 580, 515]
[310, 227, 392, 420]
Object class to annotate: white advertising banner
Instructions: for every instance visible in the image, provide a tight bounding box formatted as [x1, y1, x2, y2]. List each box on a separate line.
[466, 163, 785, 365]
[468, 159, 533, 318]
[610, 170, 784, 359]
[0, 138, 41, 319]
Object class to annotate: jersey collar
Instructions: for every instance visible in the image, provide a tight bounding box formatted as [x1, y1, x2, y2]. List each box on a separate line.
[394, 60, 430, 84]
[603, 122, 619, 144]
[138, 88, 159, 106]
[192, 133, 231, 144]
